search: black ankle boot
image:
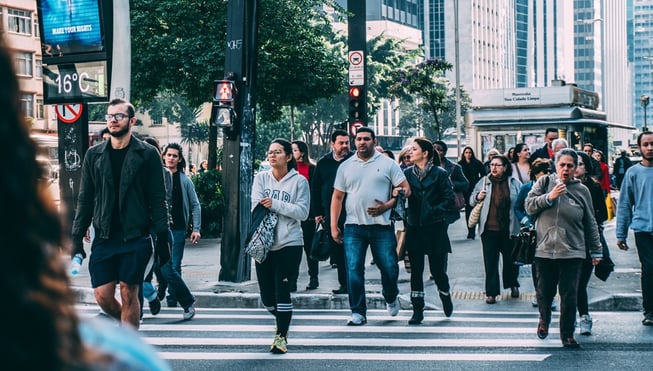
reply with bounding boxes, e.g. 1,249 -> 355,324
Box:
408,297 -> 425,325
439,292 -> 453,317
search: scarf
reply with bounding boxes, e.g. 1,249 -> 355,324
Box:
485,173 -> 510,232
413,160 -> 434,182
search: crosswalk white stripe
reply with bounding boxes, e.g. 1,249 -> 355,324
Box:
133,313 -> 550,323
139,324 -> 558,334
158,352 -> 551,361
74,305 -> 558,317
147,337 -> 560,348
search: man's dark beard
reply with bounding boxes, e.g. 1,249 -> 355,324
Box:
110,126 -> 129,138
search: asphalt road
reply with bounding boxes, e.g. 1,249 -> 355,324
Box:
78,305 -> 653,370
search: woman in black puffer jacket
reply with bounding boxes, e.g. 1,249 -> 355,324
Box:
403,137 -> 455,324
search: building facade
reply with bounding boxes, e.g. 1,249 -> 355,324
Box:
1,1 -> 53,132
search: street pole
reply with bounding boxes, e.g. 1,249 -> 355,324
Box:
219,0 -> 259,282
454,0 -> 462,158
642,95 -> 650,133
110,0 -> 131,101
347,0 -> 366,132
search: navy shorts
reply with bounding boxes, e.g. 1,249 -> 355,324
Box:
89,236 -> 153,288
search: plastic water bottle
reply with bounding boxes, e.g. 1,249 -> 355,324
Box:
71,254 -> 83,276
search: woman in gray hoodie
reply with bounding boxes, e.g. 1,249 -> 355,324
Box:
251,138 -> 310,354
525,148 -> 602,348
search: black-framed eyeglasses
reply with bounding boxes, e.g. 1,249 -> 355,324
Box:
558,163 -> 575,168
105,113 -> 130,121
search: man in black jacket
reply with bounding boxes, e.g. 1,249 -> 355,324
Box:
529,128 -> 559,162
71,99 -> 170,328
311,130 -> 353,294
613,149 -> 633,189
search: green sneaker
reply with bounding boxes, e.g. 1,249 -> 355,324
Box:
270,334 -> 287,354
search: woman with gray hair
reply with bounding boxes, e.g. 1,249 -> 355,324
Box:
525,148 -> 602,348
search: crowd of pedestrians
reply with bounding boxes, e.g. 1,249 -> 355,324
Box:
6,16 -> 652,357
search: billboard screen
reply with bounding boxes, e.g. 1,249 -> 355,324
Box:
37,0 -> 105,62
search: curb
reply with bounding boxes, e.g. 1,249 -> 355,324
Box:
72,287 -> 642,312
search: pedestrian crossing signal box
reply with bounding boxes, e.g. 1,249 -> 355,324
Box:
214,80 -> 235,106
212,80 -> 236,128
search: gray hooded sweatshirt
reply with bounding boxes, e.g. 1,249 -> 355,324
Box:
524,174 -> 602,260
251,168 -> 310,251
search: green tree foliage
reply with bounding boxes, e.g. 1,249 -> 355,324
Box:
389,59 -> 471,140
140,92 -> 198,126
252,108 -> 297,161
191,169 -> 224,237
279,34 -> 420,159
396,84 -> 472,140
130,0 -> 228,108
257,0 -> 347,122
130,0 -> 346,117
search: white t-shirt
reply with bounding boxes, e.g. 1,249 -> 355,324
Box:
333,151 -> 406,226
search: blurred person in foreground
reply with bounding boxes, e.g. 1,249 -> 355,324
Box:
525,148 -> 602,348
403,137 -> 455,323
0,36 -> 169,370
616,131 -> 653,326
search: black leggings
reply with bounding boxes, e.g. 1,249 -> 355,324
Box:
255,245 -> 302,337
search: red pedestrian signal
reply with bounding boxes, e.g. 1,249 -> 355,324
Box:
348,86 -> 365,124
214,80 -> 235,105
349,87 -> 361,98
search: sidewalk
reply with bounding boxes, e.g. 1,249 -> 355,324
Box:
71,216 -> 644,312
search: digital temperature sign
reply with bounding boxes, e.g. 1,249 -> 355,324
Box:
42,61 -> 108,104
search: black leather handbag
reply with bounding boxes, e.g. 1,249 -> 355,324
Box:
511,226 -> 537,265
310,221 -> 330,261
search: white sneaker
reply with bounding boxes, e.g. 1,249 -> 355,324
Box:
183,304 -> 196,321
346,313 -> 367,326
579,314 -> 592,335
386,299 -> 400,317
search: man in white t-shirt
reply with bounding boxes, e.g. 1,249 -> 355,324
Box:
330,127 -> 411,326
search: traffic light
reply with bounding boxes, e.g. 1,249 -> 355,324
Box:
212,80 -> 236,128
348,86 -> 366,125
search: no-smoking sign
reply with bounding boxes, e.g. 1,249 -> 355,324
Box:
55,104 -> 83,124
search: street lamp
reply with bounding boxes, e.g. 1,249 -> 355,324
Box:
641,95 -> 650,132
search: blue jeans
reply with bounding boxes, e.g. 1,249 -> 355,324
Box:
343,224 -> 399,316
143,281 -> 157,302
159,260 -> 195,309
171,229 -> 186,275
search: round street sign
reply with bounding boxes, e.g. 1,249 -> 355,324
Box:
55,104 -> 83,124
349,51 -> 363,66
350,121 -> 364,136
